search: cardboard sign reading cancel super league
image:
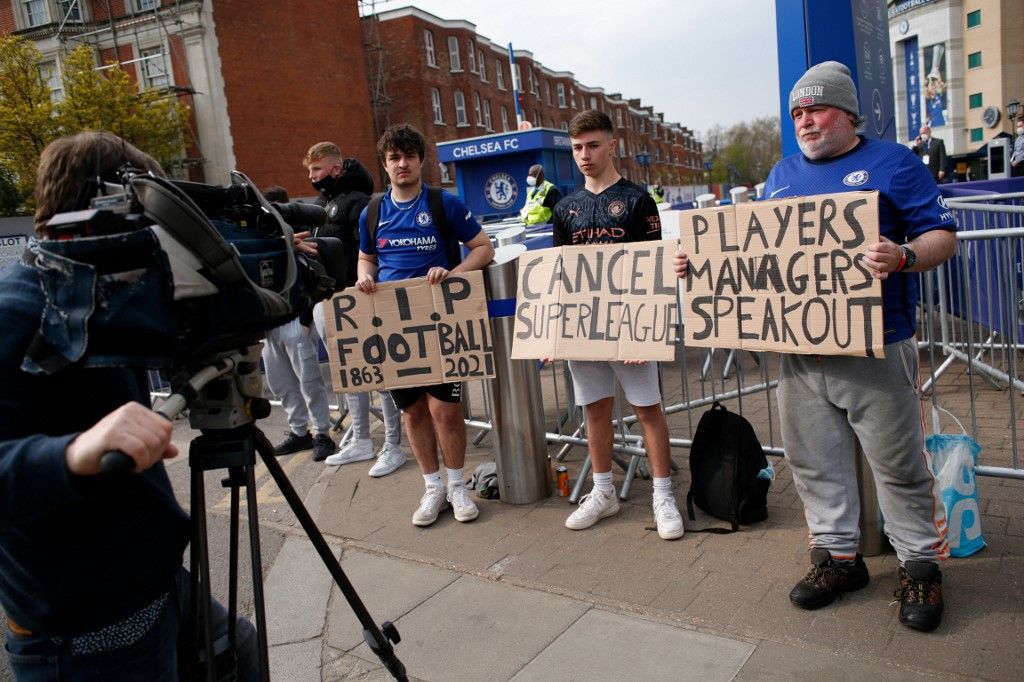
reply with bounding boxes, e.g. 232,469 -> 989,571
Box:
511,241 -> 679,361
679,191 -> 884,357
323,271 -> 495,393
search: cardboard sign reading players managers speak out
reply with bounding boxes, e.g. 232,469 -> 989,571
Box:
510,242 -> 679,361
322,271 -> 495,393
679,190 -> 884,357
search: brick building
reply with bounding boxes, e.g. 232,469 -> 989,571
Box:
366,5 -> 704,188
3,0 -> 377,198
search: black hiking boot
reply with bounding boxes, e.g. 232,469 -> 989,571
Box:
895,560 -> 944,632
789,547 -> 870,610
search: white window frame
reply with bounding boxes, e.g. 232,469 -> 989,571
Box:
467,41 -> 476,73
618,138 -> 625,155
139,45 -> 170,89
500,106 -> 510,132
589,96 -> 597,110
529,67 -> 538,95
454,90 -> 468,126
424,30 -> 436,68
473,91 -> 483,127
134,0 -> 159,11
496,61 -> 505,90
483,99 -> 493,131
478,50 -> 487,81
512,64 -> 521,91
56,0 -> 84,22
448,36 -> 461,72
616,109 -> 623,127
557,83 -> 566,108
38,59 -> 62,101
22,0 -> 49,27
431,87 -> 444,123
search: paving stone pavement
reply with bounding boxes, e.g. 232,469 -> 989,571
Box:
260,346 -> 1022,680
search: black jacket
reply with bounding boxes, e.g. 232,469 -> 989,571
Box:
314,158 -> 374,287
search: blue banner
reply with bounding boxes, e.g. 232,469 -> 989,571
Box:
436,128 -> 571,163
904,37 -> 921,139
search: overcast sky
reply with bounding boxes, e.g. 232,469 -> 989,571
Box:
366,0 -> 781,140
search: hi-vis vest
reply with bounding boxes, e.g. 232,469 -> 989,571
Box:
520,180 -> 555,225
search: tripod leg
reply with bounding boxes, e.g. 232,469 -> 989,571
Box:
189,452 -> 217,682
243,461 -> 272,682
227,478 -> 239,650
252,429 -> 408,682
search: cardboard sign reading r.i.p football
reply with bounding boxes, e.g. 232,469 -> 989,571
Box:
679,191 -> 884,357
510,241 -> 679,361
322,271 -> 495,393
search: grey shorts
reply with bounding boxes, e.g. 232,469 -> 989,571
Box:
567,360 -> 662,407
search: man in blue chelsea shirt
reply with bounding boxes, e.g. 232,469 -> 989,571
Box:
356,124 -> 495,528
676,62 -> 956,633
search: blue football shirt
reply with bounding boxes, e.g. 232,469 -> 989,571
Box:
358,185 -> 484,283
763,136 -> 956,344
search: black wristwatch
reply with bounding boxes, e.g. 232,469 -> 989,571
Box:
899,245 -> 917,271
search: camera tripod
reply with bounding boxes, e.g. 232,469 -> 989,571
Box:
102,344 -> 407,681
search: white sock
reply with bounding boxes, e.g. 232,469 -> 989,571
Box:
652,476 -> 673,501
592,470 -> 614,494
423,472 -> 442,489
446,467 -> 465,489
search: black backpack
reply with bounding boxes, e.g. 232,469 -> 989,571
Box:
364,186 -> 462,270
686,401 -> 771,533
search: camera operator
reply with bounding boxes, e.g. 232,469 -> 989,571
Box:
260,185 -> 336,462
0,132 -> 258,679
303,142 -> 406,477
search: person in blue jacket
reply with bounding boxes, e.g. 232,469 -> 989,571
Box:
0,131 -> 258,679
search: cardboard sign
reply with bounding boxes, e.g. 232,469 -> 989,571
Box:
322,271 -> 495,393
678,191 -> 884,357
511,241 -> 679,361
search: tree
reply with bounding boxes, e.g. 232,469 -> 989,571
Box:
701,117 -> 782,186
57,44 -> 189,169
0,37 -> 190,215
0,35 -> 59,204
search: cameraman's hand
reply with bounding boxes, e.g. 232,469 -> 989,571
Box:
356,272 -> 377,293
65,402 -> 178,476
293,232 -> 318,256
426,266 -> 449,284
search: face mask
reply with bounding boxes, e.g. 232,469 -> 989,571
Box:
1017,127 -> 1024,136
312,173 -> 340,198
526,175 -> 537,187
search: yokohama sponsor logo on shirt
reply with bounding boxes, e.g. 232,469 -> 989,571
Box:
378,235 -> 439,249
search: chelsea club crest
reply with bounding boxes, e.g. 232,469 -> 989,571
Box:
843,170 -> 869,186
484,172 -> 518,210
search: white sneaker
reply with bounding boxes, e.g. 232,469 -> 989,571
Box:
447,485 -> 479,522
368,443 -> 407,477
324,437 -> 374,466
565,488 -> 620,530
412,486 -> 448,527
653,495 -> 684,540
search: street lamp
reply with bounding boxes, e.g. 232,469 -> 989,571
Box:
1008,98 -> 1021,123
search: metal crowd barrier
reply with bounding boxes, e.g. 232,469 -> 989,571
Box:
149,197 -> 1024,488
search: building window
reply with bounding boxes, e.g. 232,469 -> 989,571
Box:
431,88 -> 444,123
135,0 -> 158,10
22,0 -> 48,27
496,60 -> 505,90
616,109 -> 623,127
589,96 -> 597,109
512,64 -> 521,91
529,67 -> 538,95
478,50 -> 487,81
467,41 -> 476,73
424,30 -> 436,67
618,138 -> 625,155
543,80 -> 551,105
483,99 -> 493,131
966,9 -> 981,28
448,36 -> 461,72
140,46 -> 169,89
570,88 -> 575,109
560,121 -> 569,131
968,51 -> 982,69
969,127 -> 983,142
439,162 -> 452,184
557,83 -> 566,108
57,0 -> 83,22
532,109 -> 541,127
454,90 -> 468,126
473,91 -> 483,127
38,60 -> 62,101
969,92 -> 983,109
500,106 -> 510,132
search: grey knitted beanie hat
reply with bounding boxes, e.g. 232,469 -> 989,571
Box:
789,61 -> 859,116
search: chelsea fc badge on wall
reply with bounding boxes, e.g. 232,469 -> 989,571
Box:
484,172 -> 518,211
